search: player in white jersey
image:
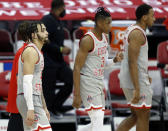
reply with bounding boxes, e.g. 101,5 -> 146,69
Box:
117,4 -> 155,131
16,21 -> 52,131
72,7 -> 123,131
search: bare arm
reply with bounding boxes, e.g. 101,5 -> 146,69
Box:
41,89 -> 47,109
128,29 -> 145,103
22,47 -> 38,75
22,47 -> 38,110
41,89 -> 50,120
128,29 -> 145,90
72,35 -> 93,108
22,47 -> 38,126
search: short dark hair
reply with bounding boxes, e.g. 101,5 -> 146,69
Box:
95,7 -> 111,24
51,0 -> 65,10
18,21 -> 30,42
27,21 -> 43,41
136,4 -> 152,21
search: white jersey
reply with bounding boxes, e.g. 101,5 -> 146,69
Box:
80,31 -> 108,79
17,43 -> 44,95
119,25 -> 150,89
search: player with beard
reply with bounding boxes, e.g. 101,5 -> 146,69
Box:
16,21 -> 52,131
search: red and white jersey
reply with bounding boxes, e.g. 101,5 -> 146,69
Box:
119,25 -> 150,89
80,31 -> 108,79
17,43 -> 44,95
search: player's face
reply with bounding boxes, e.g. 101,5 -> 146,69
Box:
102,17 -> 112,34
146,9 -> 155,27
37,24 -> 49,44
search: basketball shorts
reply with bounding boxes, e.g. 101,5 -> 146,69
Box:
122,85 -> 153,109
17,94 -> 51,130
80,74 -> 105,111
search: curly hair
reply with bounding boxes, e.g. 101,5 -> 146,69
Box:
26,21 -> 43,41
95,7 -> 111,24
17,21 -> 31,42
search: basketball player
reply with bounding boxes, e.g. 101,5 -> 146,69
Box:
16,21 -> 52,131
7,21 -> 30,131
117,4 -> 155,131
72,7 -> 123,131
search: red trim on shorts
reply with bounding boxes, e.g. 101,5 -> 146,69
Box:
128,28 -> 146,46
33,125 -> 51,131
85,106 -> 103,111
128,104 -> 151,109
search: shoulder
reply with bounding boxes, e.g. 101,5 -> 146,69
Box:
41,14 -> 55,25
79,35 -> 94,51
22,46 -> 39,64
41,14 -> 51,20
22,46 -> 38,58
80,34 -> 94,47
129,29 -> 145,42
81,34 -> 93,43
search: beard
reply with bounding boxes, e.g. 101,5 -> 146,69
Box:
37,34 -> 49,44
44,39 -> 50,44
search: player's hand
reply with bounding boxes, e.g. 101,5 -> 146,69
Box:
72,95 -> 82,109
114,51 -> 123,63
44,108 -> 50,121
26,110 -> 35,126
62,46 -> 71,55
148,76 -> 152,84
131,90 -> 140,104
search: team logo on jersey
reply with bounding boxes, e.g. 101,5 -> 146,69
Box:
87,95 -> 93,102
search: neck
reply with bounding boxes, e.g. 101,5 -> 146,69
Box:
92,26 -> 103,39
32,40 -> 43,51
136,21 -> 147,31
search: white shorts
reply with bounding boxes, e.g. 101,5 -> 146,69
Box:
17,95 -> 51,130
122,86 -> 153,109
80,75 -> 105,111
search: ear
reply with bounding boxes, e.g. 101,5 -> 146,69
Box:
97,19 -> 103,27
142,15 -> 148,21
32,33 -> 37,39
